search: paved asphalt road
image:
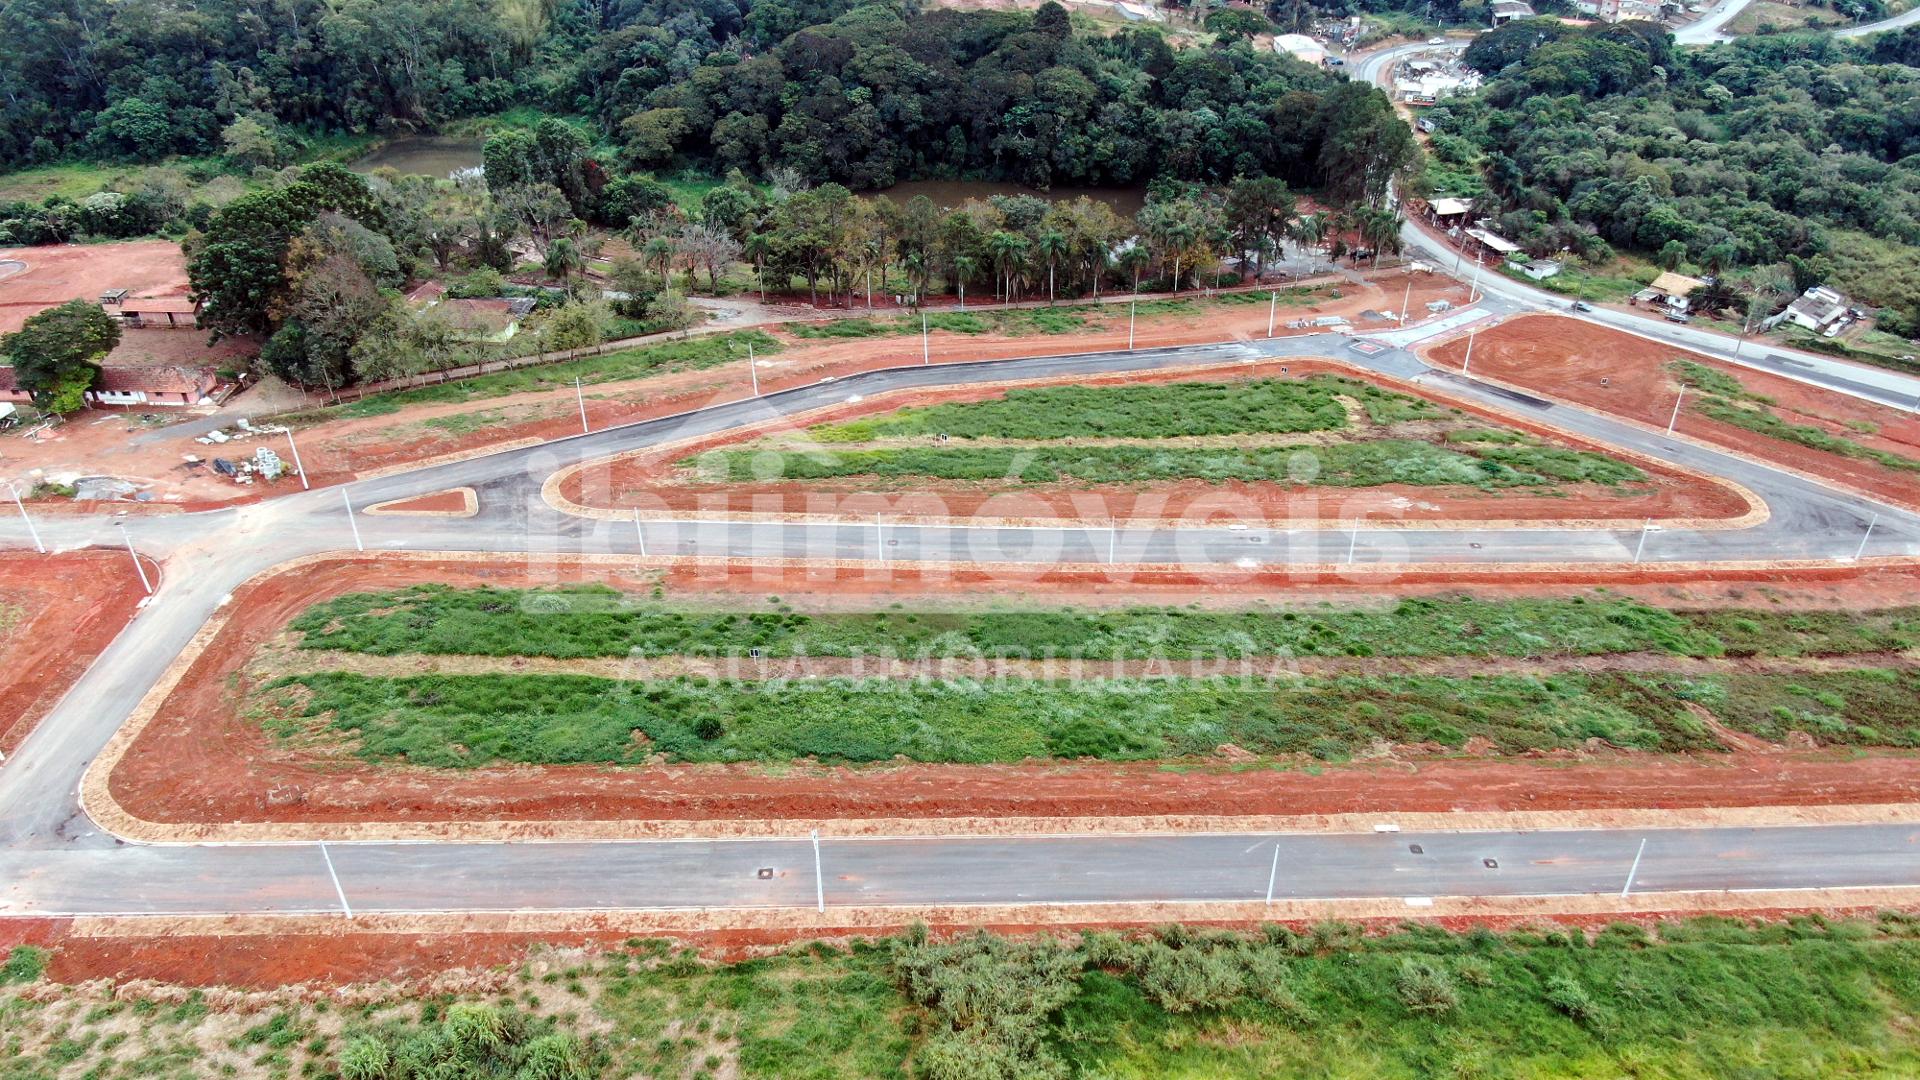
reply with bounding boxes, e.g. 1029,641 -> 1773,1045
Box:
0,328 -> 1917,919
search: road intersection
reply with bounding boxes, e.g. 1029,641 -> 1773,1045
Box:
1,327 -> 1918,922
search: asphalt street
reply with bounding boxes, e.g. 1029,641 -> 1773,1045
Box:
0,330 -> 1917,919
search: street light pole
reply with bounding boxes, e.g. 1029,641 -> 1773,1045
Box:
748,341 -> 759,396
5,480 -> 43,554
1667,387 -> 1685,435
921,310 -> 930,365
1128,301 -> 1136,350
574,376 -> 589,434
341,487 -> 364,552
1461,327 -> 1477,375
1267,290 -> 1277,337
1854,513 -> 1879,561
284,429 -> 309,490
1400,271 -> 1415,324
115,521 -> 153,595
1468,254 -> 1483,304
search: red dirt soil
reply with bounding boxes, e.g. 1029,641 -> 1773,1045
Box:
0,550 -> 146,755
0,240 -> 189,333
108,556 -> 1920,830
556,359 -> 1750,526
1428,314 -> 1920,509
369,488 -> 472,514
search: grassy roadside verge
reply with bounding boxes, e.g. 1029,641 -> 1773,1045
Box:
784,286 -> 1328,340
289,587 -> 1920,662
1670,360 -> 1920,475
270,330 -> 781,424
262,667 -> 1920,767
8,916 -> 1920,1079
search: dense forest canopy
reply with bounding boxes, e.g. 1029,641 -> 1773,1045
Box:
0,0 -> 1410,198
1439,20 -> 1920,326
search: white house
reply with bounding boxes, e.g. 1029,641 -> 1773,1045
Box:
1768,286 -> 1851,335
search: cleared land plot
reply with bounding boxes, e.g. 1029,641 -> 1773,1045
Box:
1426,315 -> 1920,510
0,240 -> 188,333
8,917 -> 1920,1079
0,550 -> 146,754
111,558 -> 1920,830
561,363 -> 1748,525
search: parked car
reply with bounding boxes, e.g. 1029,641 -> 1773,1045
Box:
1427,36 -> 1446,44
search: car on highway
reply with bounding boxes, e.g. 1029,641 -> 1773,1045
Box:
1427,36 -> 1446,44
1569,301 -> 1594,313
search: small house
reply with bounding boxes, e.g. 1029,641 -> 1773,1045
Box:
1768,286 -> 1851,336
1633,271 -> 1705,316
85,365 -> 219,407
1490,0 -> 1536,23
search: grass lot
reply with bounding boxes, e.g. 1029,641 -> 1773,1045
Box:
695,439 -> 1644,488
264,667 -> 1746,766
291,586 -> 1920,661
1670,361 -> 1920,475
811,378 -> 1369,441
271,330 -> 778,423
10,917 -> 1920,1079
785,288 -> 1325,341
700,378 -> 1642,489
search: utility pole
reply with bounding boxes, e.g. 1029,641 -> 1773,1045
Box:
5,480 -> 43,554
1461,326 -> 1477,375
748,341 -> 760,396
1468,253 -> 1483,305
114,520 -> 152,595
342,488 -> 364,552
921,310 -> 930,365
575,376 -> 589,433
1399,272 -> 1414,324
284,429 -> 309,490
1854,513 -> 1879,561
1128,301 -> 1136,350
1667,387 -> 1685,435
1267,290 -> 1278,337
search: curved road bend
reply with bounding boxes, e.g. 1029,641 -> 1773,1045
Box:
0,336 -> 1917,916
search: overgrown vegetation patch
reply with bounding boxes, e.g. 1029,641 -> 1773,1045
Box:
1670,360 -> 1920,475
10,916 -> 1920,1079
289,586 -> 1920,662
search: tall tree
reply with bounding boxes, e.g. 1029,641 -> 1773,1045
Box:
3,299 -> 120,414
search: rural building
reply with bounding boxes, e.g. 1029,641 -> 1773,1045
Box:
1428,197 -> 1474,224
1514,258 -> 1563,280
1768,286 -> 1852,335
105,294 -> 201,329
1272,33 -> 1327,64
434,297 -> 537,343
0,363 -> 219,407
1490,0 -> 1536,23
1461,226 -> 1521,262
86,365 -> 219,407
1633,271 -> 1705,316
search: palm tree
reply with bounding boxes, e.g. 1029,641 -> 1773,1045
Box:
544,237 -> 584,288
1289,213 -> 1326,263
902,249 -> 929,305
642,235 -> 676,290
986,231 -> 1029,304
1037,229 -> 1070,304
951,254 -> 977,308
1084,242 -> 1110,300
1117,244 -> 1152,295
742,232 -> 771,300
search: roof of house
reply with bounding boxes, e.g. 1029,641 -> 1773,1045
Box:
1464,227 -> 1520,254
1491,0 -> 1536,12
1648,271 -> 1705,296
1787,287 -> 1848,325
1429,197 -> 1474,217
405,280 -> 448,305
435,297 -> 537,336
94,365 -> 217,395
119,295 -> 200,314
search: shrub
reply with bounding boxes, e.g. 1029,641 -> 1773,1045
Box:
1133,943 -> 1245,1013
1396,958 -> 1460,1016
1,946 -> 47,984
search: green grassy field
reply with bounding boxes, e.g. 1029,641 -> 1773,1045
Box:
695,439 -> 1645,489
9,916 -> 1920,1079
263,665 -> 1920,766
270,330 -> 778,423
289,586 -> 1920,662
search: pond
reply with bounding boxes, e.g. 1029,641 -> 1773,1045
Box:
349,136 -> 485,179
872,179 -> 1147,217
